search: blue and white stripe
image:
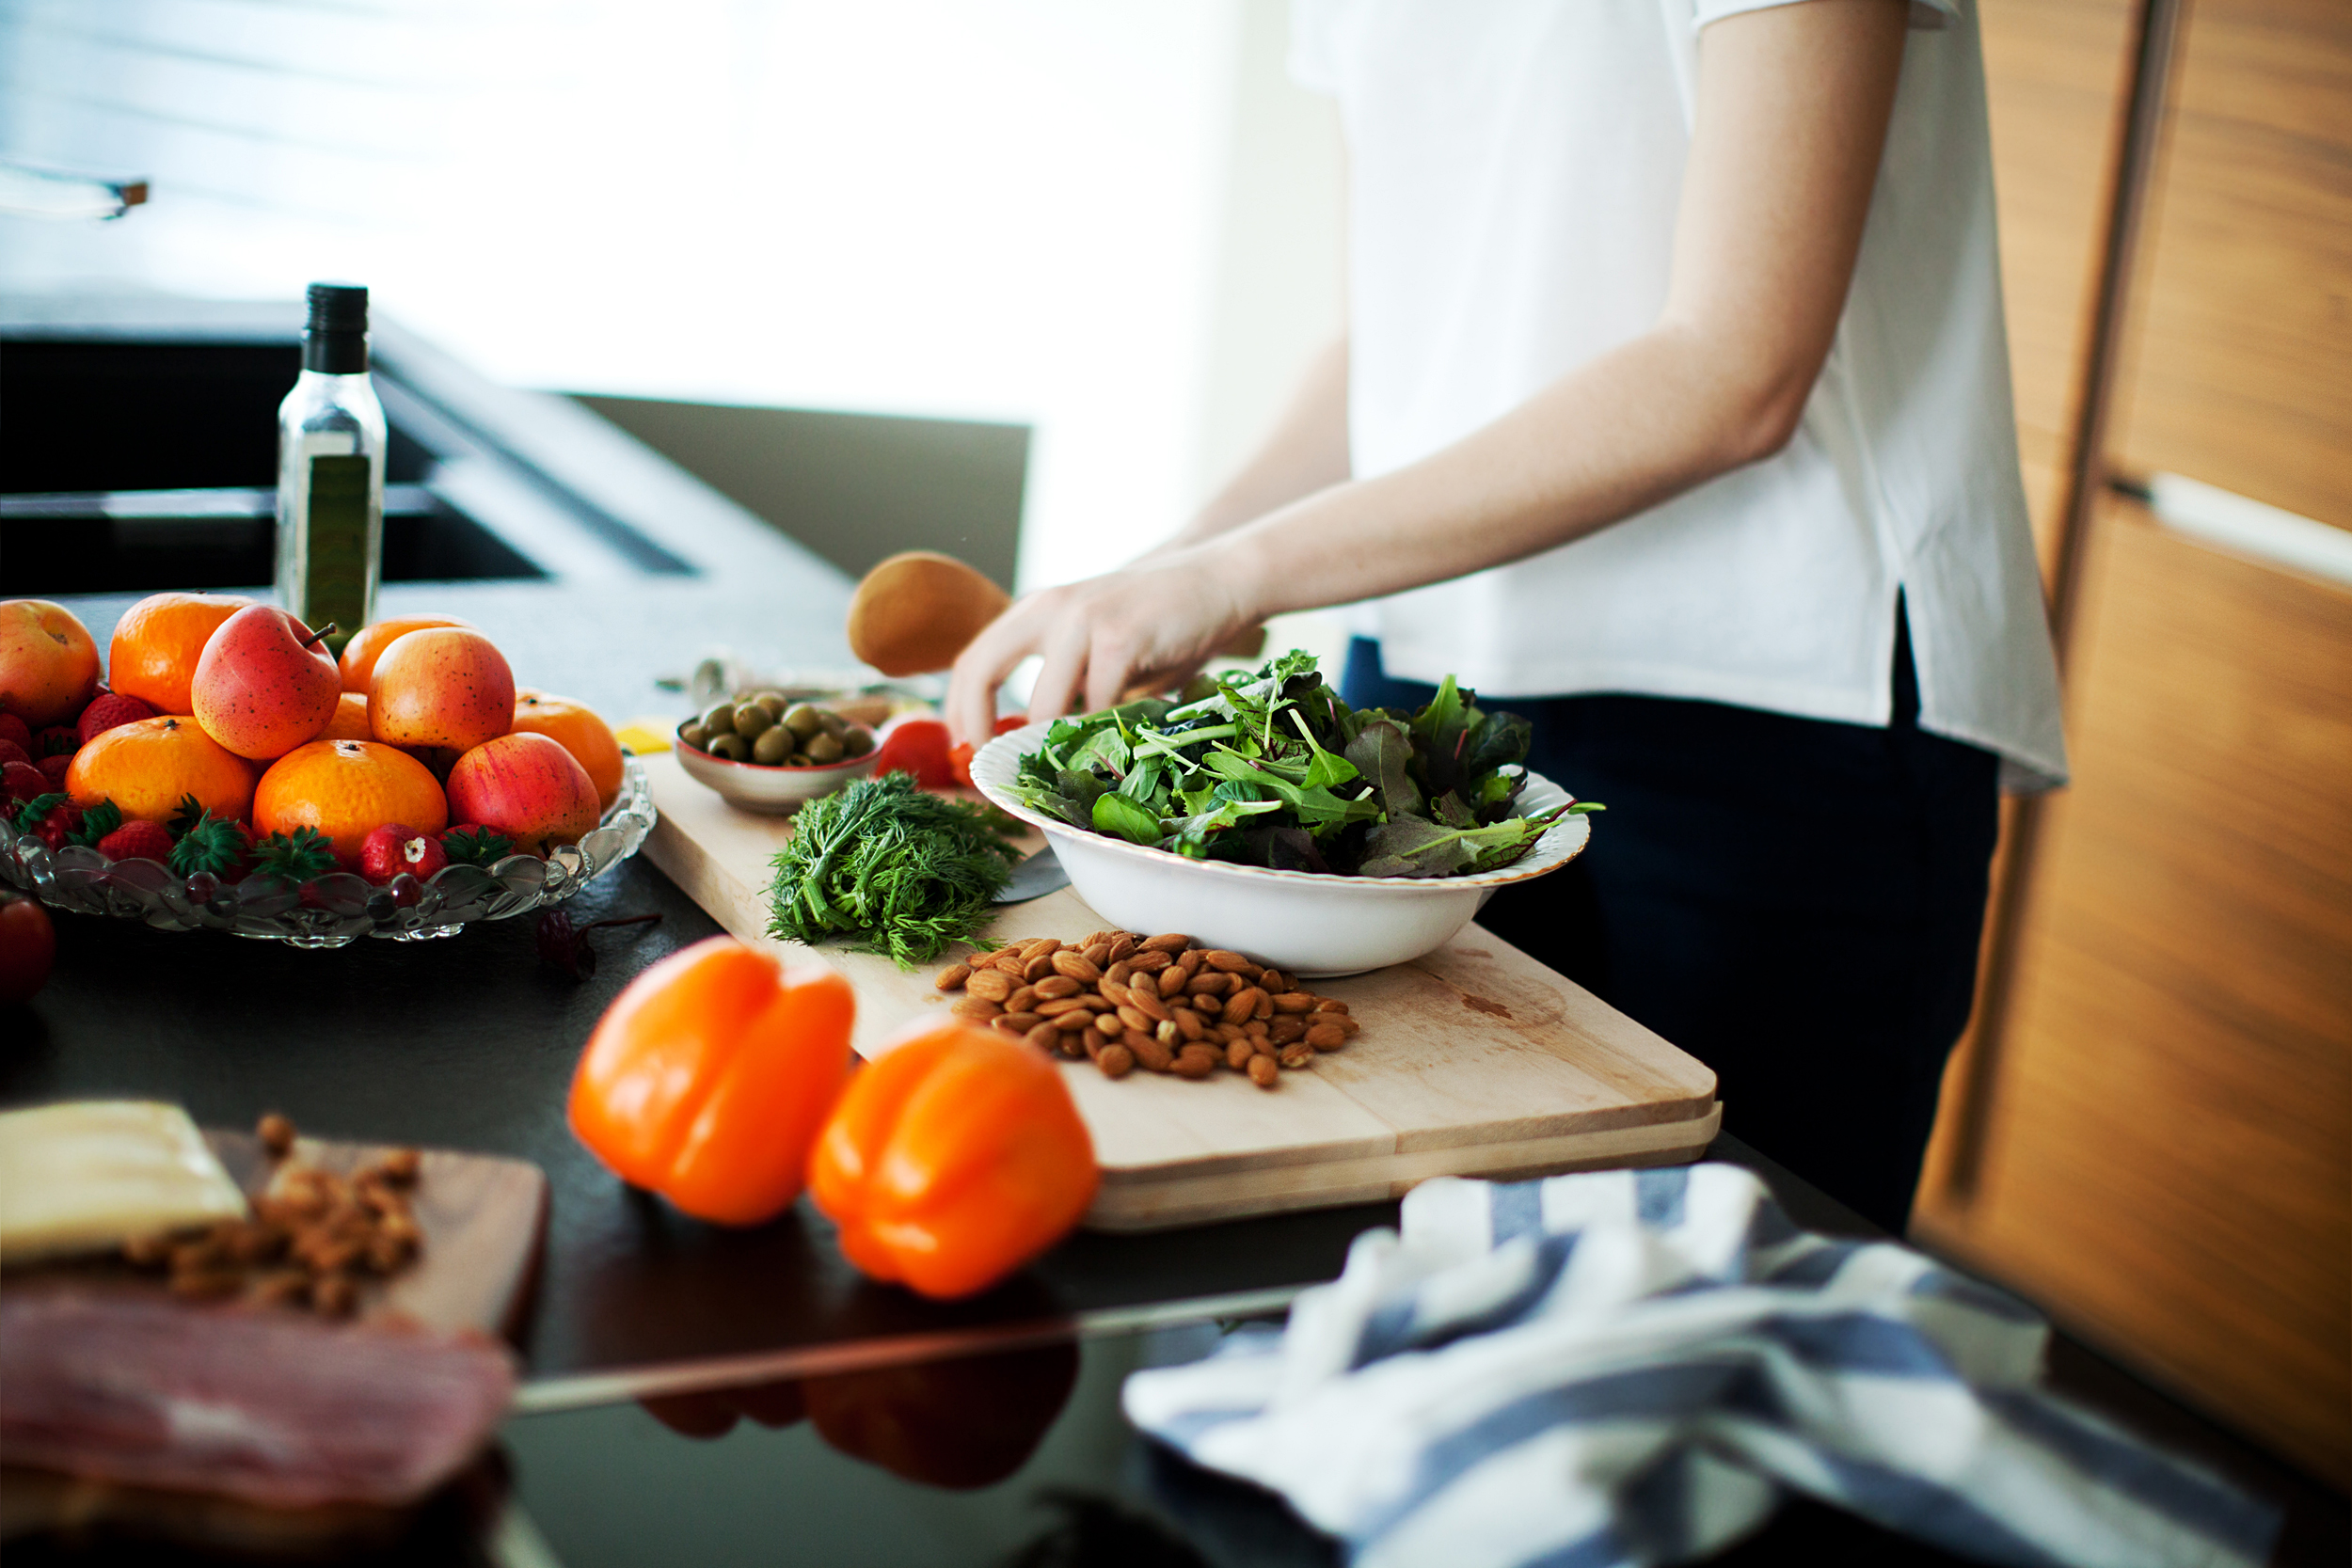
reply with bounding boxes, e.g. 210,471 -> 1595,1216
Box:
1123,1164 -> 2276,1568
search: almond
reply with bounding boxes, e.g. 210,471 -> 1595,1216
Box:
935,963 -> 972,992
1052,950 -> 1103,984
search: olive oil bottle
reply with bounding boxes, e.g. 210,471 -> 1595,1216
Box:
275,282 -> 384,653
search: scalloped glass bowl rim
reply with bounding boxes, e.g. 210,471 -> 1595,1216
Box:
0,754 -> 658,943
969,721 -> 1591,892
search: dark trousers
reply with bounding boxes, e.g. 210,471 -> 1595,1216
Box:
1341,618 -> 1999,1233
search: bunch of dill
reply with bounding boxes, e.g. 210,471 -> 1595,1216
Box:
766,771 -> 1021,967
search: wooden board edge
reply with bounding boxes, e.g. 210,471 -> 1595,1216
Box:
1082,1103 -> 1723,1232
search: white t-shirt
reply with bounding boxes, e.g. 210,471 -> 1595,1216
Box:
1292,0 -> 2068,789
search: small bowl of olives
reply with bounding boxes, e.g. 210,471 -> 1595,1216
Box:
674,692 -> 880,814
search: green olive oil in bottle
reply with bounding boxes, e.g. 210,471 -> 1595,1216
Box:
275,282 -> 385,653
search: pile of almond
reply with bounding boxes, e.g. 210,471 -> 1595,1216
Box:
936,930 -> 1358,1088
121,1113 -> 425,1317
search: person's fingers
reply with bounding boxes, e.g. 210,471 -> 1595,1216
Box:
1081,624 -> 1138,714
1025,609 -> 1092,728
947,599 -> 1040,745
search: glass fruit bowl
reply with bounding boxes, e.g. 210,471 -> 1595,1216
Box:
0,757 -> 657,950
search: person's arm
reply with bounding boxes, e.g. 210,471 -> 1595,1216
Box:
1147,334 -> 1352,558
948,0 -> 1909,743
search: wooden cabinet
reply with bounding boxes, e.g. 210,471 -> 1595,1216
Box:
1915,0 -> 2352,1487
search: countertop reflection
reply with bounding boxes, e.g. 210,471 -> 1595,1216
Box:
501,1323 -> 1335,1568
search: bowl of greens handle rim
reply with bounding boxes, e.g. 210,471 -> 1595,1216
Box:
967,721 -> 1591,977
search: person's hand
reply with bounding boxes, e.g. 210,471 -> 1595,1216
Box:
946,541 -> 1261,745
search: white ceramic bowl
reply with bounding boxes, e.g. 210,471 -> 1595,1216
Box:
970,721 -> 1592,976
673,723 -> 879,814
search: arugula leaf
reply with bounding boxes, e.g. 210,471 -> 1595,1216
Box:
1092,792 -> 1163,846
1343,719 -> 1420,819
1009,648 -> 1576,881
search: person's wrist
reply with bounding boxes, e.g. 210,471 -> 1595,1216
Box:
1201,527 -> 1286,627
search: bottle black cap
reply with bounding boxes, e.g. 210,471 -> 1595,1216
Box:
303,281 -> 370,373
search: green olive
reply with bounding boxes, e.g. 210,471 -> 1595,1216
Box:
815,710 -> 850,740
701,702 -> 738,736
754,691 -> 789,718
787,752 -> 814,768
678,722 -> 711,751
751,727 -> 793,766
708,733 -> 752,762
783,704 -> 825,740
733,703 -> 773,741
841,723 -> 874,757
803,730 -> 845,765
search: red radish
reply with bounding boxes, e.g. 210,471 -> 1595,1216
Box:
359,823 -> 451,885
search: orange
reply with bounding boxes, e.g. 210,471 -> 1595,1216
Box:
65,715 -> 257,825
1,599 -> 103,727
322,691 -> 373,742
253,739 -> 449,868
511,689 -> 626,810
339,615 -> 472,694
107,592 -> 257,716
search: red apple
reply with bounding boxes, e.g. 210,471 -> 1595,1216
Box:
190,607 -> 342,760
444,732 -> 600,856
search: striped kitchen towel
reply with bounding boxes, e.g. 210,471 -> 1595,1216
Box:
1123,1164 -> 2278,1568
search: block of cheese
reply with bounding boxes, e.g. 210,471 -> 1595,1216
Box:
0,1101 -> 247,1266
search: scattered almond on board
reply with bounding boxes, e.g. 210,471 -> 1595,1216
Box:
933,931 -> 1358,1088
120,1113 -> 427,1317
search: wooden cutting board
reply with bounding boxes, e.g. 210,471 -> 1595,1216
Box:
0,1132 -> 545,1554
2,1129 -> 548,1338
644,752 -> 1719,1230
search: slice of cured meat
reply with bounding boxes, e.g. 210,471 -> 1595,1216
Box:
0,1291 -> 515,1508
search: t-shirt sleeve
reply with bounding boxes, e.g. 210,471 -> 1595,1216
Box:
1288,0 -> 1344,95
1694,0 -> 1958,30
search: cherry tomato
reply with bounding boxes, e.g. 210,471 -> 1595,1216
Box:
947,715 -> 1026,788
0,891 -> 56,1004
867,716 -> 956,790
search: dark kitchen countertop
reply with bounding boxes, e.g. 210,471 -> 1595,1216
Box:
4,582 -> 2344,1564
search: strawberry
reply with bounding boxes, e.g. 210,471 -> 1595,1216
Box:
359,822 -> 450,884
0,713 -> 30,754
167,797 -> 255,879
0,739 -> 28,771
12,794 -> 80,852
37,754 -> 72,790
3,760 -> 47,805
442,824 -> 515,866
97,819 -> 175,862
32,726 -> 77,759
66,799 -> 121,848
76,692 -> 158,747
247,827 -> 338,883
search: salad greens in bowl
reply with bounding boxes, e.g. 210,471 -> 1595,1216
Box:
969,652 -> 1600,975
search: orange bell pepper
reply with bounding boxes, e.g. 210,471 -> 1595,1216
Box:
808,1016 -> 1097,1298
568,936 -> 854,1226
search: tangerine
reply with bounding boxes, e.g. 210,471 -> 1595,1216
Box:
107,592 -> 257,716
65,715 -> 256,825
254,739 -> 449,868
322,691 -> 373,742
339,615 -> 472,694
511,689 -> 626,810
